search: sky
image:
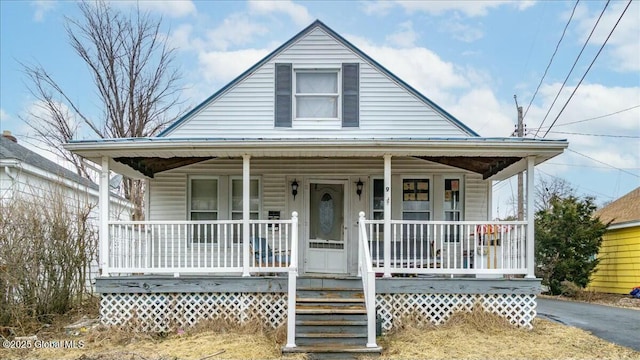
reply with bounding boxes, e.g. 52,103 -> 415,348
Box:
0,0 -> 638,218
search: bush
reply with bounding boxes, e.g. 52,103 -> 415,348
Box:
0,189 -> 97,333
535,195 -> 608,295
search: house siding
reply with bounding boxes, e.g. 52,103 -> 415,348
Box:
164,28 -> 470,139
149,157 -> 488,222
589,226 -> 640,294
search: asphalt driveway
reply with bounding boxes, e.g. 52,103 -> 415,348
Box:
537,298 -> 640,351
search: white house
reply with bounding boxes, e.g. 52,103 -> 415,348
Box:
1,131 -> 132,287
64,21 -> 567,357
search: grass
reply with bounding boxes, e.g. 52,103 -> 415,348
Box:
2,306 -> 639,360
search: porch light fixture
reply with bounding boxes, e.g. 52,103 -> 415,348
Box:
356,178 -> 364,200
291,179 -> 299,200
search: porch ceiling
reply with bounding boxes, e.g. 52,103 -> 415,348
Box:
415,156 -> 521,180
64,137 -> 568,180
113,157 -> 214,178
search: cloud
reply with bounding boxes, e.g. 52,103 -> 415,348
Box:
205,13 -> 269,51
31,0 -> 55,22
395,0 -> 533,17
573,1 -> 640,72
524,82 -> 640,172
439,16 -> 485,42
248,0 -> 313,26
198,48 -> 270,85
385,21 -> 418,48
0,108 -> 10,123
120,0 -> 196,18
361,0 -> 395,16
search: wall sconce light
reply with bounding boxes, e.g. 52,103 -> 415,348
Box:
291,179 -> 299,200
356,178 -> 364,200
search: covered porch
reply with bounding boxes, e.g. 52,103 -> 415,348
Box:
66,137 -> 567,349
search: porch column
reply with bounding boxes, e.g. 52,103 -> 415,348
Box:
99,157 -> 110,277
242,154 -> 251,277
526,156 -> 535,278
383,154 -> 392,278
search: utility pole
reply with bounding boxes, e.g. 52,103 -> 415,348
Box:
514,95 -> 524,221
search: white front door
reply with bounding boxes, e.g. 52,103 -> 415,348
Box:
306,181 -> 347,273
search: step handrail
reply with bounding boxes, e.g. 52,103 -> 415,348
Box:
285,211 -> 299,348
358,211 -> 378,348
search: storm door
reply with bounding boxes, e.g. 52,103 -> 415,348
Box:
306,182 -> 347,273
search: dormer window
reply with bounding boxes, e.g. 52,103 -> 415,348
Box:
295,71 -> 339,119
275,63 -> 359,128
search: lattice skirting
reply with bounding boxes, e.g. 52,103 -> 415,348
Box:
376,293 -> 537,331
100,293 -> 287,332
100,292 -> 536,332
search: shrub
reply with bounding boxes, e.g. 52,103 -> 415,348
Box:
0,188 -> 97,333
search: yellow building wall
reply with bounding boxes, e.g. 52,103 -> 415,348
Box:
589,226 -> 640,294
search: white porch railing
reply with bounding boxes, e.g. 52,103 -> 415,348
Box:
363,219 -> 529,276
106,215 -> 298,276
358,212 -> 378,348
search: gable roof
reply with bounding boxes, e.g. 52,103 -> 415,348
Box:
595,187 -> 640,226
159,19 -> 479,137
1,136 -> 97,190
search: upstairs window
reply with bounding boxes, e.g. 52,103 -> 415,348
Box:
295,71 -> 339,119
274,63 -> 359,127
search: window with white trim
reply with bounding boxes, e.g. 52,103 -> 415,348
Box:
230,178 -> 260,221
444,177 -> 462,242
402,178 -> 431,221
372,178 -> 384,221
295,70 -> 339,119
189,177 -> 218,243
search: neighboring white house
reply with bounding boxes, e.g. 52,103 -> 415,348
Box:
64,21 -> 568,356
1,131 -> 132,286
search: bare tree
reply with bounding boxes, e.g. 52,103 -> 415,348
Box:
21,0 -> 184,219
535,176 -> 575,212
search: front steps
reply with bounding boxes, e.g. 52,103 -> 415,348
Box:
282,277 -> 382,359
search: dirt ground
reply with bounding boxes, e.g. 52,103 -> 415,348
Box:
2,303 -> 640,360
541,291 -> 640,310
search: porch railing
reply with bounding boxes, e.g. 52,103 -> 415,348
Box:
358,212 -> 378,348
106,215 -> 298,276
363,219 -> 528,276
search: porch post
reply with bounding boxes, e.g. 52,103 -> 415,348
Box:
383,154 -> 391,278
99,157 -> 110,277
242,154 -> 251,277
526,156 -> 535,278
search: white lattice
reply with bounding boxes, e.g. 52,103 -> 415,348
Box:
101,293 -> 287,332
376,293 -> 536,331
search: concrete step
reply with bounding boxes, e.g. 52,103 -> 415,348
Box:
282,344 -> 382,360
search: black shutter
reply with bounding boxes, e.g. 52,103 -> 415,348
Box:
342,63 -> 359,127
274,63 -> 292,127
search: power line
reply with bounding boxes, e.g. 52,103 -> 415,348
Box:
533,0 -> 611,138
536,168 -> 615,200
567,148 -> 640,178
546,162 -> 640,170
546,130 -> 639,138
523,0 -> 580,121
531,105 -> 640,130
542,0 -> 634,138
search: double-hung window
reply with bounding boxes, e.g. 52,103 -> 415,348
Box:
444,178 -> 462,242
231,178 -> 260,242
401,178 -> 431,242
295,71 -> 339,119
231,178 -> 260,221
402,179 -> 431,221
189,177 -> 218,243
